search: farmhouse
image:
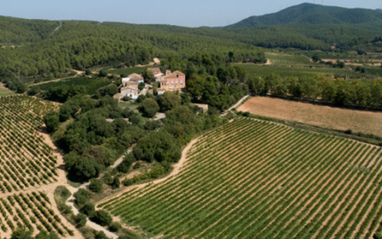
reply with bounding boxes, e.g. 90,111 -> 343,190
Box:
156,70 -> 186,93
147,67 -> 164,78
120,84 -> 139,100
122,73 -> 144,85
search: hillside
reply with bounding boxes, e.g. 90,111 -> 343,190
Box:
0,17 -> 265,86
226,3 -> 382,28
1,3 -> 382,88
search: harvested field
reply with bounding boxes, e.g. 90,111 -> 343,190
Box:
99,118 -> 382,238
237,97 -> 382,137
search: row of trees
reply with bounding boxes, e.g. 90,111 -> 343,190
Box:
248,74 -> 382,109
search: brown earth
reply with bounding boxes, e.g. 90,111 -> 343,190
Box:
237,97 -> 382,138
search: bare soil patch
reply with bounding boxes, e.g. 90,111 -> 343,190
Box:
237,97 -> 382,137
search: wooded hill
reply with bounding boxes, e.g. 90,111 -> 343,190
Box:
1,3 -> 382,85
227,3 -> 382,28
0,17 -> 264,84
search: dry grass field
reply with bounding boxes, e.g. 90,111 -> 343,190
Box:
237,97 -> 382,138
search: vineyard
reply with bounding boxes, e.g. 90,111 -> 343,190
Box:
0,95 -> 76,238
100,117 -> 382,238
0,192 -> 73,237
0,96 -> 59,192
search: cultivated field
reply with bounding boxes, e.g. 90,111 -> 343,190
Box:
0,96 -> 77,238
237,97 -> 382,138
236,51 -> 382,79
31,77 -> 111,95
100,118 -> 382,238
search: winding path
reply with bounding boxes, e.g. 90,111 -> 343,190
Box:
221,94 -> 250,116
97,137 -> 199,206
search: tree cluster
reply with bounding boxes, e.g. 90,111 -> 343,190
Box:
248,74 -> 382,109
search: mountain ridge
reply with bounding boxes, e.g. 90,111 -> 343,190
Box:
226,3 -> 382,29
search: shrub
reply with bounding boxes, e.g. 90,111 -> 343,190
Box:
242,112 -> 250,117
74,189 -> 90,207
109,222 -> 121,232
89,179 -> 103,193
138,82 -> 145,91
99,70 -> 108,77
121,96 -> 130,102
74,213 -> 87,228
133,162 -> 141,170
79,202 -> 95,217
44,112 -> 60,133
111,176 -> 120,189
94,231 -> 108,239
345,129 -> 353,134
91,210 -> 112,227
140,98 -> 159,118
123,178 -> 134,186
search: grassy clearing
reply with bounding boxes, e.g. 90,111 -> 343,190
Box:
0,83 -> 15,96
99,118 -> 382,238
237,97 -> 382,138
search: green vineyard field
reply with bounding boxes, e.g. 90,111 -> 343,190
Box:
100,117 -> 382,238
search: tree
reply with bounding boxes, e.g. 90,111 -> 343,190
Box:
11,227 -> 32,239
89,179 -> 103,193
140,98 -> 159,118
80,202 -> 95,217
74,213 -> 87,228
35,231 -> 59,239
74,189 -> 90,207
158,91 -> 181,112
109,222 -> 121,232
91,210 -> 112,226
44,112 -> 60,133
312,54 -> 321,62
95,85 -> 118,98
111,175 -> 120,189
138,82 -> 145,91
248,76 -> 265,96
94,231 -> 108,239
286,77 -> 301,98
143,69 -> 154,83
99,70 -> 108,77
